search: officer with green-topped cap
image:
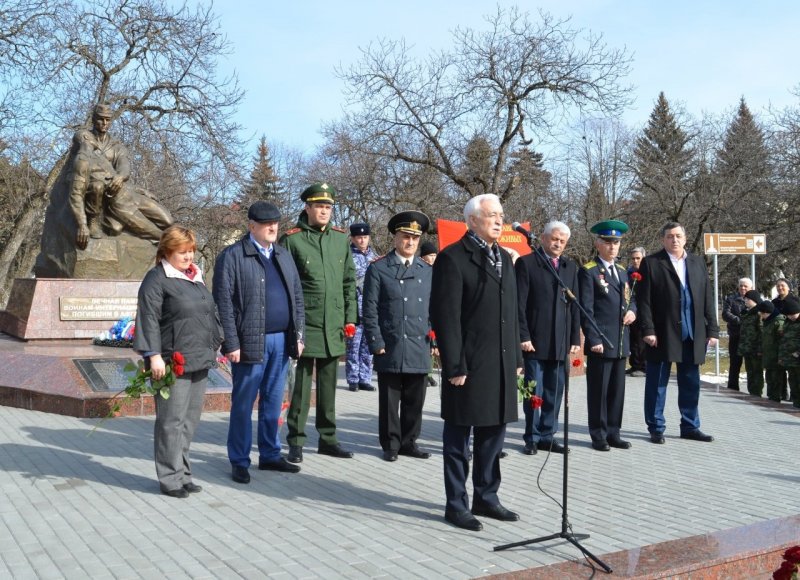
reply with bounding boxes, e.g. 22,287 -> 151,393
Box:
578,219 -> 637,452
279,182 -> 358,463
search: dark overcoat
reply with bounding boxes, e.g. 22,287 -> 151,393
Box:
361,251 -> 433,374
430,235 -> 522,427
579,259 -> 635,358
637,248 -> 719,364
515,249 -> 581,361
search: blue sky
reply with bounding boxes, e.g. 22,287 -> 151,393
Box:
205,0 -> 800,154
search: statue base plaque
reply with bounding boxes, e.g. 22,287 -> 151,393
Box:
0,278 -> 141,340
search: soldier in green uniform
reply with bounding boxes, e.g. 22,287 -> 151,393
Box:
738,290 -> 764,397
280,183 -> 358,462
757,300 -> 786,403
777,295 -> 800,408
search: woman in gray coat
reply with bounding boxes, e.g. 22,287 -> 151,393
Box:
134,225 -> 223,498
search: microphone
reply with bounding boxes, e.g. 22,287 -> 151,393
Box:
511,222 -> 534,239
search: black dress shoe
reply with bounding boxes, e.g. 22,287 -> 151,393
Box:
183,482 -> 202,494
607,437 -> 632,449
348,383 -> 358,392
537,440 -> 567,454
650,433 -> 665,444
427,375 -> 438,387
358,383 -> 376,391
522,444 -> 538,455
591,441 -> 610,451
318,443 -> 354,458
499,451 -> 508,459
231,465 -> 250,484
680,430 -> 714,442
383,450 -> 398,462
287,445 -> 303,463
445,509 -> 483,531
259,457 -> 301,473
398,445 -> 430,459
162,487 -> 189,499
471,502 -> 520,522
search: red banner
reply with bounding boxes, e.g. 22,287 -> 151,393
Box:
436,219 -> 532,256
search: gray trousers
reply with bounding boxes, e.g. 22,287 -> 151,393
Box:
154,370 -> 207,492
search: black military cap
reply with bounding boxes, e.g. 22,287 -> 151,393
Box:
388,210 -> 430,236
744,290 -> 762,304
300,182 -> 336,204
590,219 -> 629,239
756,300 -> 775,314
350,223 -> 370,236
248,201 -> 281,223
782,295 -> 800,315
419,241 -> 438,257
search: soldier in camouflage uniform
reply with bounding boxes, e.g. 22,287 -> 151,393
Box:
737,290 -> 764,397
777,295 -> 800,408
346,223 -> 380,392
280,183 -> 358,462
757,301 -> 786,403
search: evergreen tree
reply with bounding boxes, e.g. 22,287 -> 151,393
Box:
632,92 -> 696,222
240,136 -> 284,205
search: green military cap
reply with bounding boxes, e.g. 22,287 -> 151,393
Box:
590,219 -> 629,239
388,210 -> 430,236
301,182 -> 336,204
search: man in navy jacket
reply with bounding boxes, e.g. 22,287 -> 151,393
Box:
213,201 -> 305,484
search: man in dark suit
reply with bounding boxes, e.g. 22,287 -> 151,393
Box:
638,222 -> 719,444
579,220 -> 636,452
515,221 -> 581,455
430,193 -> 523,532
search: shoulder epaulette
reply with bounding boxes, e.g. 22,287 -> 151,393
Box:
284,227 -> 301,235
331,226 -> 346,234
615,263 -> 626,271
583,260 -> 598,269
370,255 -> 385,264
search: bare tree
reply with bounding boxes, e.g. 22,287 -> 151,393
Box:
330,6 -> 632,216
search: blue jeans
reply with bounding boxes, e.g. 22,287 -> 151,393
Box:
522,358 -> 565,445
643,339 -> 702,435
227,332 -> 290,467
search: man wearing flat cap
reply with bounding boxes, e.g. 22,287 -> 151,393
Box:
213,201 -> 306,484
362,211 -> 434,462
579,220 -> 636,451
280,183 -> 358,462
346,222 -> 380,392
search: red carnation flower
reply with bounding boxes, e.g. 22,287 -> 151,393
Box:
630,271 -> 643,282
172,351 -> 185,365
531,395 -> 543,409
344,323 -> 356,338
572,358 -> 582,368
784,546 -> 800,564
173,364 -> 185,377
774,560 -> 798,580
428,329 -> 436,341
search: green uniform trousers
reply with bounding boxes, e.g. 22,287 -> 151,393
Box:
789,368 -> 800,408
765,367 -> 788,402
743,355 -> 764,396
286,356 -> 340,447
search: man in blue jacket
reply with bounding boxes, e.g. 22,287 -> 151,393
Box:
361,210 -> 433,462
213,201 -> 306,484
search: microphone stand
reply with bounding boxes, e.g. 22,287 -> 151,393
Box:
494,237 -> 613,574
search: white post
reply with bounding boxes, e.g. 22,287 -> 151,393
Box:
714,254 -> 720,376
